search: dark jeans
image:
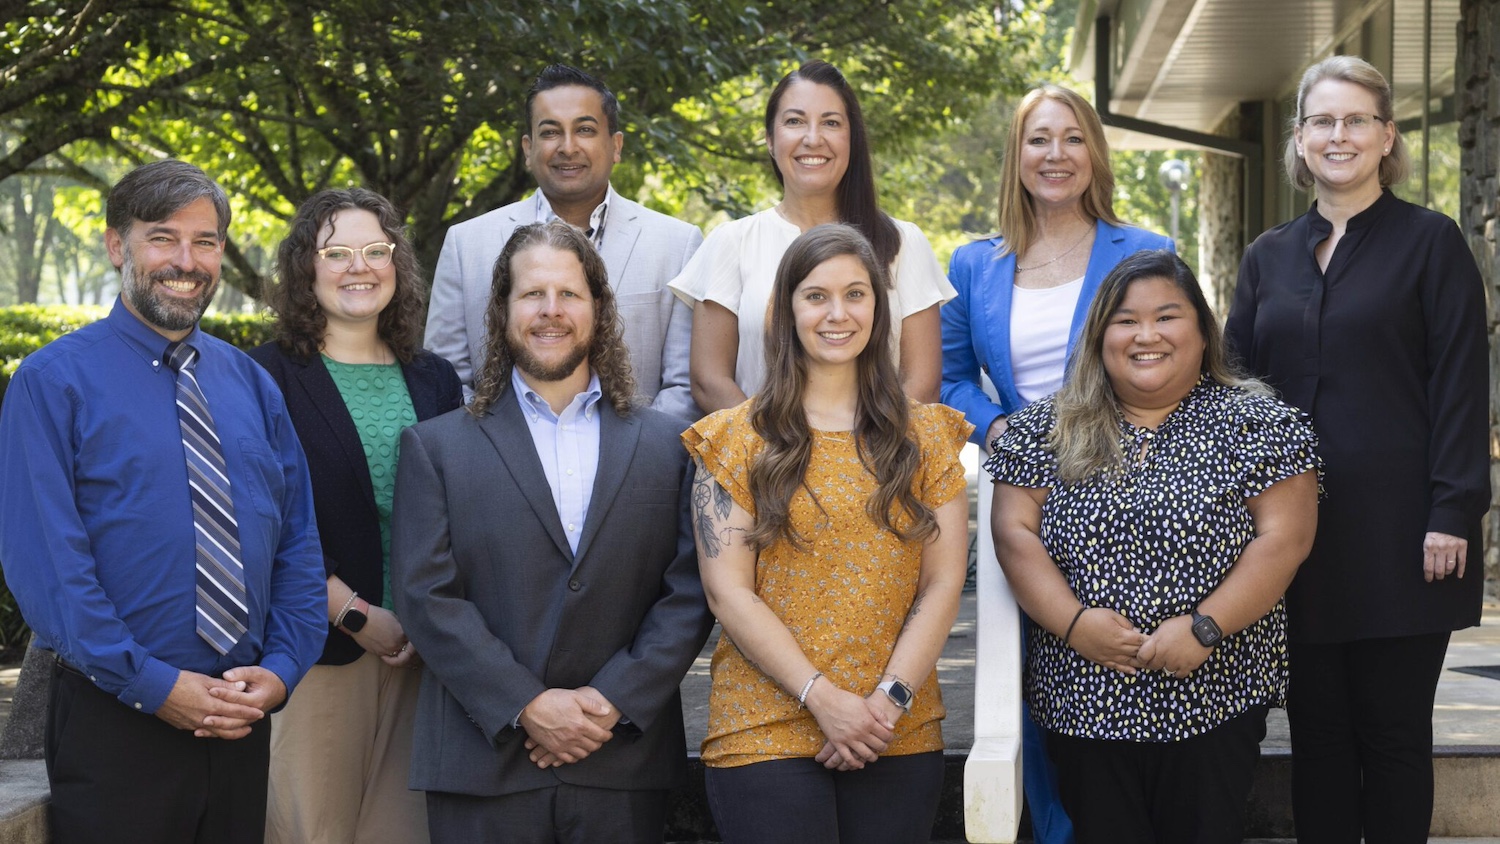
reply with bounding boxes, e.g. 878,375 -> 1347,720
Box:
1045,705 -> 1268,844
1287,632 -> 1450,844
46,660 -> 271,844
704,751 -> 944,844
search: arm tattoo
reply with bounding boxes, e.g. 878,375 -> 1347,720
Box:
692,464 -> 724,558
902,590 -> 927,631
692,462 -> 748,559
713,479 -> 732,520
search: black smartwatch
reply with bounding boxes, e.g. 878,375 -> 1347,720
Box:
1191,610 -> 1223,648
340,605 -> 368,633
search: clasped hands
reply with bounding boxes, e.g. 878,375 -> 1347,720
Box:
805,678 -> 904,772
156,666 -> 286,740
519,686 -> 620,769
1067,608 -> 1211,679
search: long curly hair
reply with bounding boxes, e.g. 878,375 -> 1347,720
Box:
764,61 -> 901,271
746,223 -> 936,551
1051,250 -> 1268,482
468,221 -> 636,417
265,188 -> 426,362
995,84 -> 1121,258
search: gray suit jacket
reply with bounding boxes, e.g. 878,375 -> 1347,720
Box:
424,189 -> 703,420
390,385 -> 712,796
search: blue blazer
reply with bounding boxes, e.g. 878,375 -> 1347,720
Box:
940,219 -> 1174,445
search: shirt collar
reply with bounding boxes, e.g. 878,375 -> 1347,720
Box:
106,295 -> 204,367
510,366 -> 603,424
534,185 -> 614,248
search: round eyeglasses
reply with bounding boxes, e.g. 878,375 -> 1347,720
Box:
316,242 -> 396,273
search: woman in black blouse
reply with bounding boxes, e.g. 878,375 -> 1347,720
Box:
1226,56 -> 1488,844
989,250 -> 1319,843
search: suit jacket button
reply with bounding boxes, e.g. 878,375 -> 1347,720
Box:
568,579 -> 582,591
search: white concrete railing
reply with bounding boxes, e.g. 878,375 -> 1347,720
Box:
963,475 -> 1023,843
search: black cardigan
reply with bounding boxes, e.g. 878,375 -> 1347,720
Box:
1226,190 -> 1489,643
250,343 -> 464,665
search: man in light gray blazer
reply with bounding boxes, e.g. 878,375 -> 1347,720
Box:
393,221 -> 713,843
425,64 -> 702,420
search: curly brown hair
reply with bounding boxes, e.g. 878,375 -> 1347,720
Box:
264,188 -> 427,362
468,221 -> 636,418
746,223 -> 936,551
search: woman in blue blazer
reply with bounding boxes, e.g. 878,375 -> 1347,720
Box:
251,189 -> 462,844
940,85 -> 1171,844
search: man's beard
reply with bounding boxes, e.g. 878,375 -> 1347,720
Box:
506,325 -> 591,383
120,248 -> 218,333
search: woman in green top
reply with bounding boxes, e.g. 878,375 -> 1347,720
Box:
251,188 -> 462,844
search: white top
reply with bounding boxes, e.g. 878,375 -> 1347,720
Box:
668,208 -> 956,397
1009,276 -> 1084,404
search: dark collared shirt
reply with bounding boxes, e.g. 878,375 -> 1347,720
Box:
0,299 -> 326,714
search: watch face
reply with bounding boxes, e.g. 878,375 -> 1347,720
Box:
1192,614 -> 1222,647
890,684 -> 913,706
343,608 -> 368,633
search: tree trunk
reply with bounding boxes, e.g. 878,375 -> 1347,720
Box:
1457,0 -> 1500,594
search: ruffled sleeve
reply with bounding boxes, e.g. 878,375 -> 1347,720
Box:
680,402 -> 760,515
890,219 -> 958,318
911,403 -> 974,508
1230,393 -> 1323,498
667,215 -> 753,312
982,398 -> 1059,489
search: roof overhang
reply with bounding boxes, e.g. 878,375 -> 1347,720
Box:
1072,0 -> 1460,150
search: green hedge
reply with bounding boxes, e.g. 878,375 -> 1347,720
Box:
0,304 -> 276,410
0,304 -> 276,650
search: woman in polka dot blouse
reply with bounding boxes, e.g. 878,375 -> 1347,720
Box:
251,188 -> 463,844
985,250 -> 1321,844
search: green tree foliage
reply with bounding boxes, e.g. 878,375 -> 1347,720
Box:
3,0 -> 1013,296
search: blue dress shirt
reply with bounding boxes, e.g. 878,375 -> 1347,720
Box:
511,367 -> 602,555
0,299 -> 326,715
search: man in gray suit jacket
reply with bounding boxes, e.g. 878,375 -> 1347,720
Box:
393,220 -> 713,843
425,64 -> 703,420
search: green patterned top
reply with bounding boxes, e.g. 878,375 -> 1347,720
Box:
323,356 -> 417,609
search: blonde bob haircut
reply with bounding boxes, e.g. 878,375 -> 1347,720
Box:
996,84 -> 1121,258
1284,55 -> 1411,191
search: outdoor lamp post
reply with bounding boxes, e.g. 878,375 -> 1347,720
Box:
1158,158 -> 1189,245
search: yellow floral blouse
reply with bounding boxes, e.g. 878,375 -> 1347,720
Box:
682,401 -> 972,768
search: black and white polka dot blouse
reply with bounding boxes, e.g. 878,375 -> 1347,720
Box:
983,377 -> 1321,742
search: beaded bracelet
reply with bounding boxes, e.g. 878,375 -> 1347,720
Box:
334,591 -> 360,628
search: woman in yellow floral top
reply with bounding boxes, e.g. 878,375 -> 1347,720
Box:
683,223 -> 971,843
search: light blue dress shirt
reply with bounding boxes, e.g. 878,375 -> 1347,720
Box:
511,367 -> 602,554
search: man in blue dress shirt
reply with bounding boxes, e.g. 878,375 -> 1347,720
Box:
0,160 -> 326,844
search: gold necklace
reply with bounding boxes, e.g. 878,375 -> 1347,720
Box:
1016,226 -> 1092,272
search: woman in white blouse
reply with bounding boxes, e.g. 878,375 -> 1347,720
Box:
669,60 -> 954,412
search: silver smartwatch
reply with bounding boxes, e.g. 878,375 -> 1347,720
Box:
876,679 -> 914,712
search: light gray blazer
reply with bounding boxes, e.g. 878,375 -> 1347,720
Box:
390,388 -> 712,796
424,189 -> 703,420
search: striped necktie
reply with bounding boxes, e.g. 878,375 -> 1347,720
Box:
166,341 -> 248,655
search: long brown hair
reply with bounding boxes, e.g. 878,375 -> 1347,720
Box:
995,84 -> 1120,258
746,223 -> 936,550
1051,250 -> 1267,482
468,221 -> 635,417
265,188 -> 426,362
764,61 -> 901,271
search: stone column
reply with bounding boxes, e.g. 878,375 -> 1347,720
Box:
1458,0 -> 1500,593
1198,132 -> 1244,316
